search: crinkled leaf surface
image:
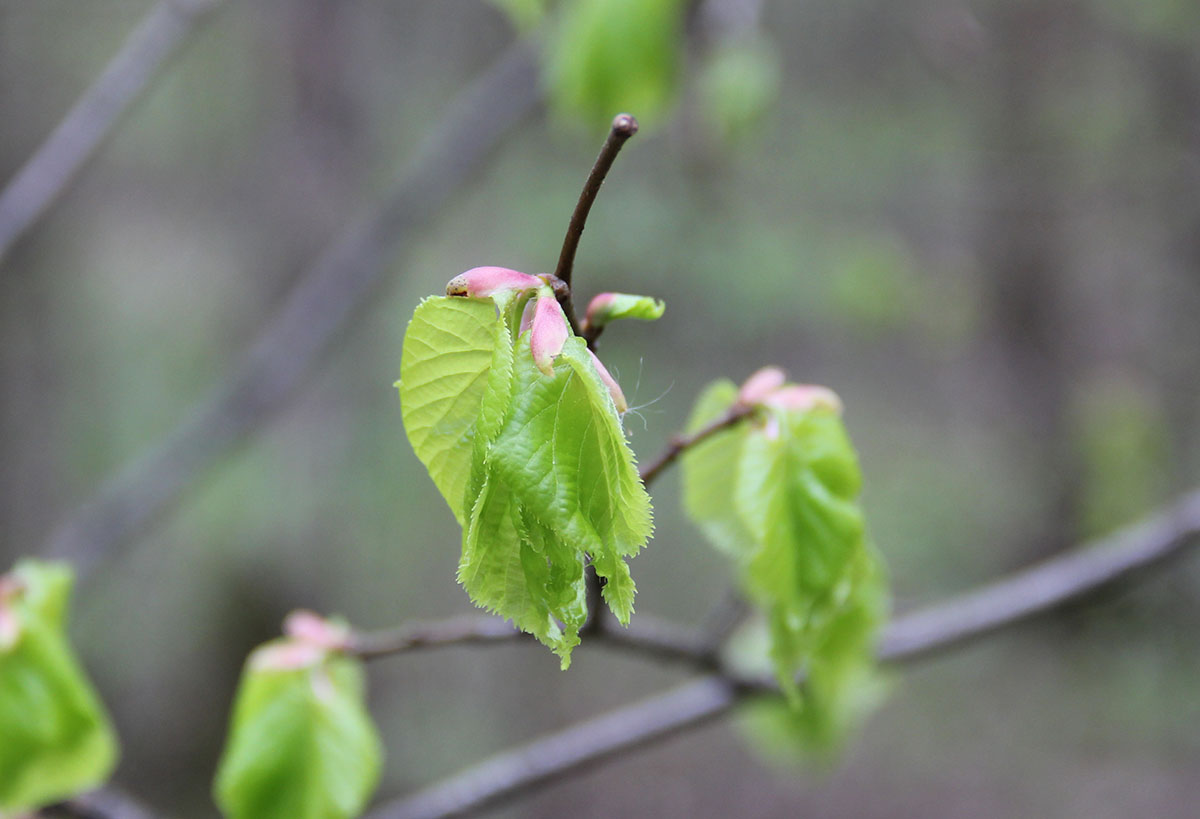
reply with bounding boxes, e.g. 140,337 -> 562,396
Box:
214,648 -> 382,819
0,560 -> 118,812
463,337 -> 652,666
682,382 -> 887,745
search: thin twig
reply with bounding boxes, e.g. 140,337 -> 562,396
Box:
42,42 -> 542,578
364,488 -> 1200,819
0,0 -> 222,265
41,785 -> 166,819
639,405 -> 753,486
552,113 -> 639,337
349,615 -> 523,660
350,610 -> 712,669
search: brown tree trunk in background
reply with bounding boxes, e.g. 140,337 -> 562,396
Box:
975,0 -> 1083,561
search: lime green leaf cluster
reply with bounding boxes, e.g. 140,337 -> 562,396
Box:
214,637 -> 382,819
399,294 -> 653,667
682,378 -> 887,748
0,560 -> 118,812
547,0 -> 687,131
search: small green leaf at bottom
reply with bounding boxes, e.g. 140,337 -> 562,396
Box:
214,638 -> 382,819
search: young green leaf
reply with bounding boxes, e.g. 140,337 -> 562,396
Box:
399,296 -> 512,523
0,560 -> 118,813
485,338 -> 651,623
583,292 -> 666,331
214,629 -> 382,819
682,372 -> 887,742
401,271 -> 652,666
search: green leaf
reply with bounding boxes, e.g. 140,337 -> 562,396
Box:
214,644 -> 382,819
547,0 -> 687,131
0,560 -> 119,812
585,293 -> 666,329
486,338 -> 652,620
456,336 -> 652,666
681,378 -> 887,743
682,379 -> 755,558
399,296 -> 512,523
400,288 -> 652,666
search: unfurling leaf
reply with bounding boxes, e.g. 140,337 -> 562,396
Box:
682,370 -> 887,750
0,560 -> 118,812
583,292 -> 666,330
399,270 -> 653,667
214,614 -> 382,819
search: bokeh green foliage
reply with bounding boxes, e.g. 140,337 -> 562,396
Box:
682,378 -> 887,750
0,560 -> 118,812
214,638 -> 382,819
547,0 -> 688,131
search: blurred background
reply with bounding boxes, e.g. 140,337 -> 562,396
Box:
2,0 -> 1199,816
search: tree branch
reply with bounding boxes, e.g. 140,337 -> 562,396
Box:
42,42 -> 542,578
364,487 -> 1200,819
350,610 -> 712,669
364,675 -> 745,819
552,114 -> 639,338
0,0 -> 223,266
876,486 -> 1200,662
639,405 -> 753,486
40,785 -> 165,819
349,615 -> 523,660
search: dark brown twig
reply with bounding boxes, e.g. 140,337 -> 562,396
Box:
552,114 -> 640,338
42,42 -> 542,578
0,0 -> 223,266
638,405 -> 753,486
364,487 -> 1200,819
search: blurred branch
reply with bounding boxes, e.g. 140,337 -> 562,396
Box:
42,42 -> 542,577
40,785 -> 165,819
877,486 -> 1200,661
365,487 -> 1200,819
351,610 -> 713,669
0,0 -> 223,265
364,676 -> 744,819
639,405 -> 753,486
349,615 -> 522,659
